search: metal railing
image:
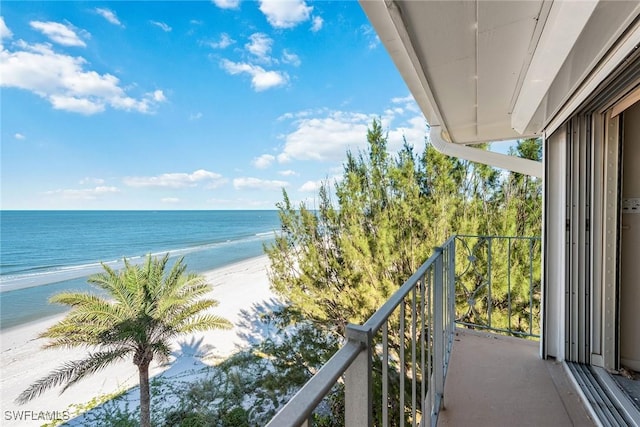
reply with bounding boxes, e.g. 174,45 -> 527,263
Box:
454,235 -> 541,338
267,237 -> 457,427
266,234 -> 541,426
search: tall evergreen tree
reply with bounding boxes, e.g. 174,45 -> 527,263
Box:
266,120 -> 434,335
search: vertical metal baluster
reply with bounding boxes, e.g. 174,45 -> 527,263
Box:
420,274 -> 426,425
487,238 -> 492,330
449,240 -> 456,350
412,285 -> 417,427
382,322 -> 388,427
400,302 -> 405,426
427,266 -> 433,421
508,237 -> 512,334
442,247 -> 448,349
529,238 -> 534,337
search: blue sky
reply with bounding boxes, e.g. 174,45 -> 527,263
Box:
1,0 -> 429,210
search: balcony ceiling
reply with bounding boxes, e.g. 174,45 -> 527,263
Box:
361,0 -> 640,144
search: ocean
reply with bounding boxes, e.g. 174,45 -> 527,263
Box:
0,210 -> 282,330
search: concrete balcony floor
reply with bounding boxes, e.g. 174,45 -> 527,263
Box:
438,329 -> 595,426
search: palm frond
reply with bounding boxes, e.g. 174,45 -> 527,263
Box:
175,277 -> 211,300
164,299 -> 219,328
49,292 -> 109,308
87,268 -> 139,313
164,256 -> 188,295
176,314 -> 233,334
15,349 -> 130,404
41,323 -> 105,348
49,294 -> 128,325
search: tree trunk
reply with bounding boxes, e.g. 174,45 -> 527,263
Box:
138,363 -> 151,427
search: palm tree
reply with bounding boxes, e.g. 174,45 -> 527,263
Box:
16,254 -> 232,427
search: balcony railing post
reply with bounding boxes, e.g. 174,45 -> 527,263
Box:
433,247 -> 445,422
345,324 -> 372,427
449,239 -> 456,332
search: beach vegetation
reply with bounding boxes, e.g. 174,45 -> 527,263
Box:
16,254 -> 231,427
264,119 -> 542,423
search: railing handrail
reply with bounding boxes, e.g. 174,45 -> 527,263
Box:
363,235 -> 457,334
456,234 -> 540,240
265,340 -> 362,427
363,248 -> 441,334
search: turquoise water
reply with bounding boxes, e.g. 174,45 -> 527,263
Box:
0,211 -> 281,329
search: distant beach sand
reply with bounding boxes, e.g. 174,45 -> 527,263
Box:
0,255 -> 278,426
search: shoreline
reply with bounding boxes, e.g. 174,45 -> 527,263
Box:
0,254 -> 279,426
0,253 -> 273,331
0,255 -> 267,334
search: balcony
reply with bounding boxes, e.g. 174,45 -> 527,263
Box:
438,328 -> 592,426
266,235 -> 596,426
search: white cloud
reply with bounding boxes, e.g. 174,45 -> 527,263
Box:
49,95 -> 104,114
386,116 -> 428,148
253,154 -> 275,169
246,33 -> 273,62
0,42 -> 166,114
278,169 -> 298,176
282,49 -> 301,67
278,110 -> 311,121
14,133 -> 25,140
161,197 -> 180,204
259,0 -> 312,29
220,59 -> 288,91
212,0 -> 240,9
277,106 -> 427,162
278,111 -> 374,162
189,112 -> 203,120
360,24 -> 380,50
310,16 -> 323,32
150,21 -> 172,32
124,169 -> 227,189
30,21 -> 87,47
299,180 -> 323,192
233,177 -> 289,190
392,94 -> 419,112
1,17 -> 13,42
392,94 -> 414,104
45,186 -> 119,200
95,8 -> 123,27
79,177 -> 105,185
209,33 -> 235,49
150,90 -> 166,102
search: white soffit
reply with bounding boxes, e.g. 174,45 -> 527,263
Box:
476,1 -> 545,140
360,0 -> 543,177
511,0 -> 599,134
362,0 -> 545,144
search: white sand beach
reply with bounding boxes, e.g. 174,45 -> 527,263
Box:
0,255 -> 279,427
